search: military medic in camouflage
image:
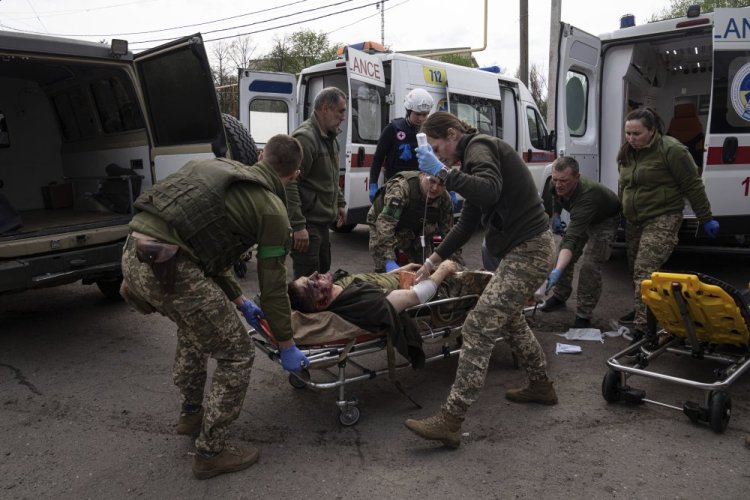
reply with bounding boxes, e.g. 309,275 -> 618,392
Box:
366,170 -> 460,272
119,134 -> 309,479
540,156 -> 620,329
403,112 -> 557,448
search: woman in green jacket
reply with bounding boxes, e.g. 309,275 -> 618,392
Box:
617,107 -> 719,339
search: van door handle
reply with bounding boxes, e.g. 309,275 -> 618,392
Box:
357,146 -> 365,167
722,137 -> 738,163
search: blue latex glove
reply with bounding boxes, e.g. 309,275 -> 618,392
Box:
449,191 -> 459,211
415,145 -> 444,176
384,259 -> 399,272
546,269 -> 561,293
280,344 -> 309,372
238,298 -> 264,332
703,219 -> 719,238
368,182 -> 379,203
551,214 -> 563,235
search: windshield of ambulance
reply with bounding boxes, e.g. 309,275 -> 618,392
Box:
351,80 -> 385,143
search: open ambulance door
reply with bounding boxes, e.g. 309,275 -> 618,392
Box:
134,34 -> 226,181
703,8 -> 750,235
238,70 -> 297,150
555,23 -> 601,181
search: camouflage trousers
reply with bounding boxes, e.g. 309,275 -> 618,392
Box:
369,226 -> 463,271
552,215 -> 618,319
444,230 -> 555,418
625,213 -> 682,334
121,235 -> 254,453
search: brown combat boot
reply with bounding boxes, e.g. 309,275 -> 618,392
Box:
192,445 -> 260,480
176,407 -> 204,437
404,409 -> 463,448
505,378 -> 558,405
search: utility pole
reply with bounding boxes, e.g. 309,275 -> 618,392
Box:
380,0 -> 385,46
519,0 -> 528,85
547,0 -> 562,131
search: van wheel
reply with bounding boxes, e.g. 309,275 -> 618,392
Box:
541,177 -> 553,216
222,114 -> 259,166
96,277 -> 123,301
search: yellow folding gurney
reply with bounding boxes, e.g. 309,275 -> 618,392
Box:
602,272 -> 750,432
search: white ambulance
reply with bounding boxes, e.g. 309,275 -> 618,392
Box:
552,6 -> 750,246
238,42 -> 554,231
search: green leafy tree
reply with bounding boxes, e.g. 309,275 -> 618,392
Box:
435,54 -> 476,68
650,0 -> 748,21
258,29 -> 338,74
516,63 -> 548,118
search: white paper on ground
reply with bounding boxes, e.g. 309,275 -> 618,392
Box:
555,342 -> 582,354
558,328 -> 604,343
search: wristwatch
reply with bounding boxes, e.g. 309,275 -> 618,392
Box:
436,166 -> 450,183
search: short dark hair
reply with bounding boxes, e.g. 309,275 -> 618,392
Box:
313,87 -> 346,112
552,156 -> 579,175
264,134 -> 302,177
287,280 -> 317,313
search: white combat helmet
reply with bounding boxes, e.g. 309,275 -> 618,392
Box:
404,88 -> 433,113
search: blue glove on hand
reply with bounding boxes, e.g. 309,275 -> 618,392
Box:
238,298 -> 264,332
415,145 -> 444,176
368,182 -> 379,203
280,344 -> 309,372
551,214 -> 563,235
385,259 -> 400,272
703,219 -> 720,238
546,269 -> 561,293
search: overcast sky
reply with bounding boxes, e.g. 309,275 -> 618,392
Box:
0,0 -> 676,73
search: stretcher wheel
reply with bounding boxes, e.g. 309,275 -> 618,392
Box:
601,369 -> 622,403
288,369 -> 310,389
708,391 -> 731,433
339,406 -> 360,426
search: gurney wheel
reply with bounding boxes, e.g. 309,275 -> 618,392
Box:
339,406 -> 360,426
288,369 -> 310,389
708,391 -> 731,433
601,369 -> 622,403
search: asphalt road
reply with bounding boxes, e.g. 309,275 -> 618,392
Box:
1,226 -> 749,498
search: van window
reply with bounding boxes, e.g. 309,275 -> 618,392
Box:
566,71 -> 588,136
448,94 -> 502,138
710,51 -> 750,133
526,106 -> 547,149
90,76 -> 144,134
249,98 -> 289,143
351,80 -> 384,143
53,87 -> 98,141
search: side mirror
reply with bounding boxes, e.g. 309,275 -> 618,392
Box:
722,137 -> 738,164
546,130 -> 556,151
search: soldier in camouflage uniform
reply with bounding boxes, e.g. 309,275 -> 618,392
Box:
403,112 -> 556,448
540,156 -> 620,329
119,135 -> 309,479
367,171 -> 461,272
617,108 -> 718,338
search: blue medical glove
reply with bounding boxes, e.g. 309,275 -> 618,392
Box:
368,182 -> 379,203
280,344 -> 310,372
546,269 -> 561,293
415,145 -> 444,176
551,214 -> 563,235
449,191 -> 459,211
238,298 -> 264,332
385,259 -> 399,272
703,219 -> 719,238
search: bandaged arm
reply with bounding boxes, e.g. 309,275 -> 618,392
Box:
385,260 -> 457,313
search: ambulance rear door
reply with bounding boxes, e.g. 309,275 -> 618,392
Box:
238,70 -> 297,150
555,23 -> 601,181
704,7 -> 750,234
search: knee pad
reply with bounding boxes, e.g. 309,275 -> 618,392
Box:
412,279 -> 438,304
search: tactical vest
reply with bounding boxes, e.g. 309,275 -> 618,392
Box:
373,171 -> 440,230
385,117 -> 419,178
134,158 -> 273,275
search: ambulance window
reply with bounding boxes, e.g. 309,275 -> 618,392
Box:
249,99 -> 289,143
710,51 -> 750,133
526,106 -> 546,149
351,80 -> 383,143
566,71 -> 588,137
448,94 -> 502,138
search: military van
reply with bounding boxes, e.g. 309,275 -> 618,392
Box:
549,6 -> 750,248
0,31 -> 256,298
237,42 -> 555,230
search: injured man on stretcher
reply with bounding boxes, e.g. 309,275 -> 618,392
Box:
287,261 -> 491,368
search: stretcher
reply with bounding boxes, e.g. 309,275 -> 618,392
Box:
602,272 -> 750,432
252,271 -> 536,426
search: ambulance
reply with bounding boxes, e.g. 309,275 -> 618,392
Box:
552,6 -> 750,247
238,42 -> 555,231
